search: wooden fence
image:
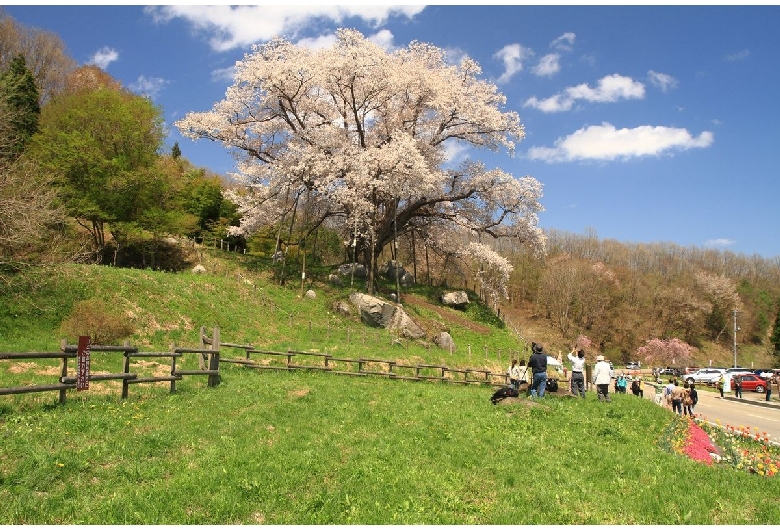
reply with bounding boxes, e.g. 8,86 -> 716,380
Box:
0,326 -> 525,407
0,327 -> 222,404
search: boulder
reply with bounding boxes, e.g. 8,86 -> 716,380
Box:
441,291 -> 469,308
332,301 -> 352,316
348,292 -> 425,339
399,272 -> 415,287
433,331 -> 456,352
380,260 -> 406,280
328,274 -> 343,287
192,264 -> 207,274
337,262 -> 367,279
304,289 -> 316,299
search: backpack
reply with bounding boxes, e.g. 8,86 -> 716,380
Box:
547,379 -> 559,392
631,380 -> 639,393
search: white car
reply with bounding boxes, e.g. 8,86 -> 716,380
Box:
685,368 -> 725,385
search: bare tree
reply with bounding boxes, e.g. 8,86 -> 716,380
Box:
0,11 -> 77,104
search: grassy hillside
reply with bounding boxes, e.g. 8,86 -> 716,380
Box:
2,369 -> 780,524
2,255 -> 780,524
1,248 -> 771,372
0,254 -> 523,377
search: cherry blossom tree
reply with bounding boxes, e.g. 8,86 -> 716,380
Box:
636,337 -> 696,368
176,29 -> 545,292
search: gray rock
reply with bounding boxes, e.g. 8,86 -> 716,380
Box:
305,289 -> 316,299
337,262 -> 367,279
441,291 -> 469,308
328,274 -> 343,287
433,331 -> 456,352
192,264 -> 207,274
348,292 -> 424,339
380,260 -> 406,280
332,301 -> 352,316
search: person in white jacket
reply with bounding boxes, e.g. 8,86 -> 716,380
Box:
592,355 -> 612,402
567,348 -> 586,398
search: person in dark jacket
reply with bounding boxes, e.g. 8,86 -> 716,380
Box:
527,342 -> 548,398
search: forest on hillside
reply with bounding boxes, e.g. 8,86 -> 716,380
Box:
1,12 -> 779,368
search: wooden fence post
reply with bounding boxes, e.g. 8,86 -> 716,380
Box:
208,326 -> 221,387
169,342 -> 177,393
198,325 -> 208,370
122,339 -> 131,399
59,338 -> 68,405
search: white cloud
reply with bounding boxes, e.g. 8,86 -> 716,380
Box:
295,33 -> 338,51
211,65 -> 235,83
89,46 -> 119,69
368,29 -> 395,50
724,50 -> 750,62
527,122 -> 714,163
493,43 -> 534,84
442,139 -> 470,167
550,32 -> 575,51
129,75 -> 170,100
705,238 -> 736,248
145,5 -> 424,52
532,53 -> 560,77
524,74 -> 645,113
648,70 -> 678,92
443,46 -> 469,67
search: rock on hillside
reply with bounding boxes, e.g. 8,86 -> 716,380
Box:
348,292 -> 425,339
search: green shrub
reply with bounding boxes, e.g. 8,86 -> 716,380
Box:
58,298 -> 135,345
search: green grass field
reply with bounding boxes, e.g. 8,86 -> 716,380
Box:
1,260 -> 780,523
1,367 -> 778,524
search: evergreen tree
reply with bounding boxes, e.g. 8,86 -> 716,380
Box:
171,141 -> 181,160
0,54 -> 40,161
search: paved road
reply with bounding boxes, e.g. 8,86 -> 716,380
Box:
646,382 -> 780,445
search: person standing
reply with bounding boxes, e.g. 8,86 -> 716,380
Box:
669,381 -> 686,415
766,374 -> 773,402
592,355 -> 612,402
733,376 -> 743,398
685,384 -> 698,417
508,359 -> 522,392
567,348 -> 586,398
528,342 -> 548,398
717,374 -> 725,398
664,379 -> 676,409
638,378 -> 645,399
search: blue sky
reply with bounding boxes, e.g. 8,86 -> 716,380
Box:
5,4 -> 780,259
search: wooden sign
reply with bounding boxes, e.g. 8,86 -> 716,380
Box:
77,335 -> 91,391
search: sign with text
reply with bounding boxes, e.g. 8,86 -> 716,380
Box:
77,335 -> 91,391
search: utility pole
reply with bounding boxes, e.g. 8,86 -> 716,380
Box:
733,308 -> 739,368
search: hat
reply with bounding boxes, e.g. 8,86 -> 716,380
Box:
596,355 -> 605,361
533,343 -> 544,354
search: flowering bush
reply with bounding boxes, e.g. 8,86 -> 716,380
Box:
661,415 -> 780,476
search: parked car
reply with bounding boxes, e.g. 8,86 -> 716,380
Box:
733,373 -> 768,393
656,367 -> 682,377
685,368 -> 726,385
684,366 -> 700,375
625,361 -> 640,370
725,367 -> 753,375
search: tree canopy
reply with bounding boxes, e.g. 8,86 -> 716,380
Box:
176,29 -> 545,293
28,79 -> 165,260
0,54 -> 39,162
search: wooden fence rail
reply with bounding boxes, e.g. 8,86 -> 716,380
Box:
0,328 -> 222,404
0,326 -> 521,407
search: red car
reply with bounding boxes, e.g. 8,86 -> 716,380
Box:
733,373 -> 768,393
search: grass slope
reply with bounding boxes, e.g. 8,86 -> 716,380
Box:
1,369 -> 779,524
1,258 -> 779,524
